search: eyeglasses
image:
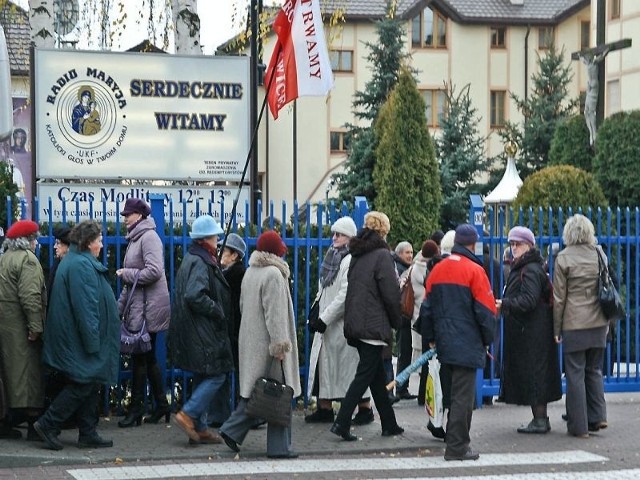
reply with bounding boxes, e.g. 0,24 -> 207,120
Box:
332,232 -> 345,238
509,241 -> 525,248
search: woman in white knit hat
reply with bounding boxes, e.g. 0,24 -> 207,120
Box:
306,216 -> 373,425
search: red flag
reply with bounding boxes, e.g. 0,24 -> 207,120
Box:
265,0 -> 334,120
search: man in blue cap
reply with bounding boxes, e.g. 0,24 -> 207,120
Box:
169,215 -> 234,445
420,224 -> 497,461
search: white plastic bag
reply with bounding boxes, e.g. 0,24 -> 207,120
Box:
425,355 -> 444,428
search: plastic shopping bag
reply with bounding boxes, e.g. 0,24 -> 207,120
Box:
425,355 -> 444,428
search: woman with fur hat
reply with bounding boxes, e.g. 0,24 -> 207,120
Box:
115,198 -> 171,428
219,230 -> 301,458
331,211 -> 404,441
497,226 -> 561,434
306,216 -> 373,426
0,220 -> 46,440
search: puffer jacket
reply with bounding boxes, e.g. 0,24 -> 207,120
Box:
420,244 -> 497,369
343,228 -> 402,346
168,243 -> 234,376
117,217 -> 170,333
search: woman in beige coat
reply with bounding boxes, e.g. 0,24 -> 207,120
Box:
219,230 -> 301,458
553,214 -> 610,438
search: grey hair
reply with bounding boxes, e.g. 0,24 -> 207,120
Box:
440,230 -> 456,255
70,220 -> 102,252
562,214 -> 597,246
395,241 -> 412,255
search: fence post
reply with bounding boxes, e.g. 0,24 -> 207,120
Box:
148,193 -> 168,399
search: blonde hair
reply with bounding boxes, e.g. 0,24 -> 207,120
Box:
562,214 -> 597,246
364,211 -> 391,237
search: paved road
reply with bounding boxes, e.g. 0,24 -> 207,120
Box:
1,388 -> 639,479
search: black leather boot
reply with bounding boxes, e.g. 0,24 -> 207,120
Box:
143,363 -> 171,424
118,365 -> 146,428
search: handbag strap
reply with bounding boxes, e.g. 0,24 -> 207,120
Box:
122,271 -> 141,320
265,358 -> 286,383
596,246 -> 609,282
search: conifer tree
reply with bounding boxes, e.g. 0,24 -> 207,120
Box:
436,83 -> 488,230
373,67 -> 441,247
333,8 -> 408,206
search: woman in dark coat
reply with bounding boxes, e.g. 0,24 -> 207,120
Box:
497,226 -> 561,434
331,211 -> 404,441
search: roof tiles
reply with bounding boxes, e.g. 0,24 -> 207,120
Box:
1,1 -> 29,76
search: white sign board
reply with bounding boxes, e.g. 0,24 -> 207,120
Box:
37,183 -> 250,226
34,49 -> 250,181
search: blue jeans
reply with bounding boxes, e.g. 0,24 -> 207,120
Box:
183,373 -> 228,432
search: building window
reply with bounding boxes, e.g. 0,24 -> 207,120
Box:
490,91 -> 506,127
421,89 -> 446,127
610,0 -> 620,19
538,27 -> 554,50
491,27 -> 506,48
330,131 -> 351,152
580,21 -> 590,49
412,7 -> 447,48
329,50 -> 353,72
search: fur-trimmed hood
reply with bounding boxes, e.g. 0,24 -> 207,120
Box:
348,228 -> 389,257
248,250 -> 290,279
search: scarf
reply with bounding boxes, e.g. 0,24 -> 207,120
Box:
320,245 -> 349,288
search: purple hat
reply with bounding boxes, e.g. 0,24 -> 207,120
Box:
454,224 -> 479,246
120,198 -> 151,217
508,226 -> 535,246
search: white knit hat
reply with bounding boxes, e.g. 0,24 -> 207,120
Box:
331,216 -> 357,238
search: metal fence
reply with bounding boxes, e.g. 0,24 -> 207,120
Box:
5,195 -> 640,413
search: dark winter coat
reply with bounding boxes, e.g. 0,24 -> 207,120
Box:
43,246 -> 120,385
420,245 -> 497,369
223,260 -> 245,369
117,218 -> 170,333
169,243 -> 234,376
343,229 -> 402,346
501,248 -> 562,406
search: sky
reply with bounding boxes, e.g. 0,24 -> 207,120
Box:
14,0 -> 283,54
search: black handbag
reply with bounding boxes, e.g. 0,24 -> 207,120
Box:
245,360 -> 293,427
596,247 -> 625,320
120,273 -> 152,355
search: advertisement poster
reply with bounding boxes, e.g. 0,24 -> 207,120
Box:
35,49 -> 250,182
5,97 -> 32,217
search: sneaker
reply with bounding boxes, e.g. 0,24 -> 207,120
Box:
304,408 -> 334,423
352,407 -> 374,425
33,421 -> 63,451
77,434 -> 113,449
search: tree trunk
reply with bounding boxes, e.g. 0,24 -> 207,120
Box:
29,0 -> 55,48
172,0 -> 201,55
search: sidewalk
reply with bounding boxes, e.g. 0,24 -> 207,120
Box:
1,389 -> 638,469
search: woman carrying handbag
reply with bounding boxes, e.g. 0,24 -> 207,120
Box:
116,198 -> 171,428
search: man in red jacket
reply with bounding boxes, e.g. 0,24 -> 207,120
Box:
420,224 -> 497,461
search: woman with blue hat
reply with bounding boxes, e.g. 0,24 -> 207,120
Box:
169,214 -> 234,445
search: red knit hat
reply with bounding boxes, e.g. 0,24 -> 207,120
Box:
6,220 -> 39,239
256,230 -> 287,257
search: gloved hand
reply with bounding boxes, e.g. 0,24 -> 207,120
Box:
309,317 -> 327,334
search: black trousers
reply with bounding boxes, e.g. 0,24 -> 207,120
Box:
395,324 -> 413,394
335,341 -> 398,430
38,380 -> 100,437
444,365 -> 476,457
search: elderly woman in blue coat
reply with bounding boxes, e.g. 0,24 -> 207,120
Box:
35,221 -> 120,450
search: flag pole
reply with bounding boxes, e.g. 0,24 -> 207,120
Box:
218,43 -> 281,261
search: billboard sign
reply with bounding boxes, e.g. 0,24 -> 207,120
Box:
34,49 -> 250,181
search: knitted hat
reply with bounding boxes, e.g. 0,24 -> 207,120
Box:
6,220 -> 39,239
256,230 -> 287,257
53,225 -> 72,245
430,230 -> 445,245
190,214 -> 224,239
454,224 -> 479,246
331,216 -> 357,238
224,233 -> 247,259
508,226 -> 535,246
421,239 -> 439,259
363,211 -> 390,237
120,198 -> 151,217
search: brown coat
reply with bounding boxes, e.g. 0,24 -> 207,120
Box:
552,243 -> 608,337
